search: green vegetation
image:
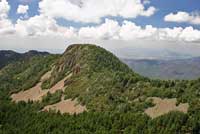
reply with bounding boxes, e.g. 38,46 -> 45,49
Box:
0,50 -> 49,69
42,90 -> 62,105
0,54 -> 58,100
0,44 -> 200,133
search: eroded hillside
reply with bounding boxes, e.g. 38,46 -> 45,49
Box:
1,44 -> 200,133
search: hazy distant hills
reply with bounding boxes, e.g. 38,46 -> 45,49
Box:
1,49 -> 200,80
116,47 -> 193,60
0,50 -> 49,69
122,57 -> 200,80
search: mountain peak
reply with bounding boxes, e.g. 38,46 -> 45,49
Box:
39,44 -> 145,111
62,44 -> 132,72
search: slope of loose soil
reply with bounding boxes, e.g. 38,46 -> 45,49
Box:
11,70 -> 52,102
145,97 -> 189,118
49,73 -> 72,94
42,97 -> 86,114
11,72 -> 72,102
41,70 -> 52,81
11,82 -> 47,102
11,72 -> 86,114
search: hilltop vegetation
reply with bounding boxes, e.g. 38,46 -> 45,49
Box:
0,44 -> 200,134
42,44 -> 147,111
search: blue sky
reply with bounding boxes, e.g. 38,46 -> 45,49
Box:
8,0 -> 40,22
7,0 -> 200,29
1,0 -> 200,58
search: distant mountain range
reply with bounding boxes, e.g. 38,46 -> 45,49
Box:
122,57 -> 200,80
0,50 -> 49,69
2,49 -> 200,80
115,47 -> 193,60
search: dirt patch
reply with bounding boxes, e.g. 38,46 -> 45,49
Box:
145,97 -> 189,118
11,82 -> 48,102
42,98 -> 86,114
41,70 -> 52,81
49,73 -> 72,94
11,72 -> 72,102
11,72 -> 86,114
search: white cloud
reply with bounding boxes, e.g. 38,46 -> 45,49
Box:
158,27 -> 183,41
1,0 -> 200,58
78,19 -> 200,42
77,19 -> 200,42
0,0 -> 10,19
79,19 -> 120,39
0,19 -> 15,35
0,0 -> 15,36
1,15 -> 200,43
17,5 -> 29,14
179,27 -> 200,42
0,0 -> 200,44
15,15 -> 77,38
119,20 -> 157,40
39,0 -> 156,23
164,11 -> 200,25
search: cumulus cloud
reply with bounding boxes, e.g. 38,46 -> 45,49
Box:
119,21 -> 157,40
0,0 -> 200,44
17,5 -> 29,14
164,11 -> 200,25
39,0 -> 156,23
179,27 -> 200,42
158,27 -> 183,41
0,0 -> 15,36
0,0 -> 10,18
1,16 -> 200,43
78,19 -> 200,42
15,15 -> 77,38
79,19 -> 120,39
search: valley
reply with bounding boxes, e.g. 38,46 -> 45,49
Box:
123,58 -> 200,80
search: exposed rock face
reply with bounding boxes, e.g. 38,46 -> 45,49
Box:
72,64 -> 81,74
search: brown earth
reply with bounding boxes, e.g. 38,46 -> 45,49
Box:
48,73 -> 72,94
11,82 -> 48,102
41,70 -> 52,81
11,72 -> 86,114
11,70 -> 52,102
42,97 -> 86,114
145,97 -> 189,118
11,71 -> 72,102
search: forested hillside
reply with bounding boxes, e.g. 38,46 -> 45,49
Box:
0,50 -> 49,69
0,44 -> 200,134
